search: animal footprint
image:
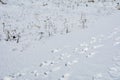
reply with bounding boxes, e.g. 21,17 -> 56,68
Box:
39,60 -> 55,67
58,73 -> 70,80
31,70 -> 39,77
86,52 -> 96,58
92,73 -> 104,80
51,48 -> 61,53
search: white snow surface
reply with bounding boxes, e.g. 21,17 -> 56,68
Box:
0,0 -> 120,80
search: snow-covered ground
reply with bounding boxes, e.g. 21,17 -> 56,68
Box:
0,0 -> 120,80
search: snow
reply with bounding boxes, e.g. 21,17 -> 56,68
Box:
0,0 -> 120,80
2,77 -> 12,80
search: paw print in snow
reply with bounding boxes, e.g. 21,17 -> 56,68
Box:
92,73 -> 105,80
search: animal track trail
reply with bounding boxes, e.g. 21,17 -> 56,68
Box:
1,33 -> 110,80
13,47 -> 76,80
56,36 -> 106,80
37,47 -> 80,79
79,38 -> 104,58
34,35 -> 106,78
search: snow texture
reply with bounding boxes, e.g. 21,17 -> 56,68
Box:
0,0 -> 120,80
